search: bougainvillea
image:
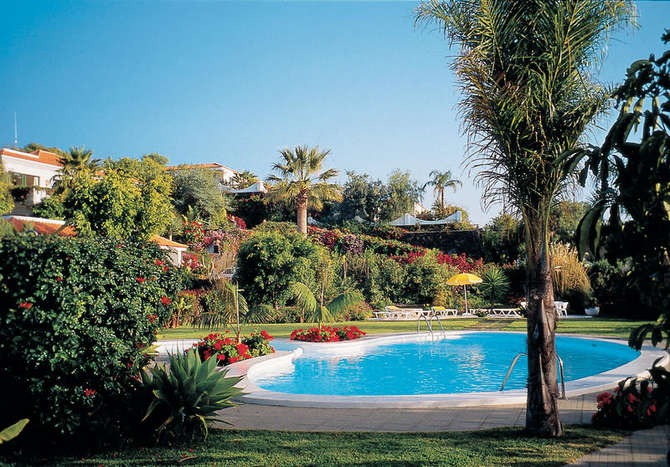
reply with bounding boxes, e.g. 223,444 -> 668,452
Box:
308,226 -> 426,259
194,330 -> 274,366
437,252 -> 484,273
290,326 -> 366,342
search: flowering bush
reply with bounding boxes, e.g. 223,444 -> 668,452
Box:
290,325 -> 366,342
182,253 -> 201,270
591,366 -> 670,429
308,226 -> 426,259
0,235 -> 184,442
437,252 -> 484,273
341,234 -> 364,255
228,215 -> 247,230
183,220 -> 205,250
194,330 -> 275,366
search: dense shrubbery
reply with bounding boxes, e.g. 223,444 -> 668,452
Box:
290,326 -> 366,342
309,226 -> 425,257
0,235 -> 184,444
235,232 -> 323,308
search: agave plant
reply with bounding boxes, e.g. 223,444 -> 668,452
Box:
141,350 -> 243,441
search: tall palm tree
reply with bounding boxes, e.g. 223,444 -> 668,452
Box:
423,169 -> 461,213
416,0 -> 634,436
267,145 -> 342,234
54,146 -> 100,195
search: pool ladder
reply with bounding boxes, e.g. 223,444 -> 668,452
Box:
499,352 -> 567,399
417,312 -> 446,337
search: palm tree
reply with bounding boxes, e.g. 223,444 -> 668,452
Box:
54,146 -> 100,195
423,169 -> 461,213
416,0 -> 634,436
288,282 -> 363,328
228,170 -> 258,190
267,145 -> 342,235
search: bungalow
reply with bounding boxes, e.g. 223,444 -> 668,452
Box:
3,215 -> 188,266
0,147 -> 63,212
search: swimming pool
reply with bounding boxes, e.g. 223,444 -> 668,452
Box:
233,331 -> 663,407
252,332 -> 638,395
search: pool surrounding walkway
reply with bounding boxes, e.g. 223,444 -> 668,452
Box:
218,397 -> 670,465
218,393 -> 595,432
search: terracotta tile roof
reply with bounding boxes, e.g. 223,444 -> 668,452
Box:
149,235 -> 188,249
7,217 -> 77,236
0,147 -> 63,167
3,216 -> 187,249
165,163 -> 239,173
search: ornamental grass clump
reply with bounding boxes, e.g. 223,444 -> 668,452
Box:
195,330 -> 275,365
0,235 -> 183,446
290,325 -> 366,342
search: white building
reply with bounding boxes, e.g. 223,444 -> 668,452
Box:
0,147 -> 63,210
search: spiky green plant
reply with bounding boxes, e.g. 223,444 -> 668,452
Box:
478,266 -> 511,310
141,350 -> 243,442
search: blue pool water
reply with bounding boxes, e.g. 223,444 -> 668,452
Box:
253,333 -> 639,395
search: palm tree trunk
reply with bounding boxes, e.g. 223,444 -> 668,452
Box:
440,187 -> 445,213
524,211 -> 562,436
296,194 -> 308,235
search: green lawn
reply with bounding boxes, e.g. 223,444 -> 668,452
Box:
44,426 -> 625,466
158,317 -> 650,340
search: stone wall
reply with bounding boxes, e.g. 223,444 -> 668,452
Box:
400,229 -> 483,258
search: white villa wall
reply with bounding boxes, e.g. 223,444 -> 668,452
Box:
1,153 -> 60,188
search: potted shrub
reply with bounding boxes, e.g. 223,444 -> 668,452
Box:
585,296 -> 600,316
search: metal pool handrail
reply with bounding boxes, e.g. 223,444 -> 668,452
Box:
499,352 -> 566,399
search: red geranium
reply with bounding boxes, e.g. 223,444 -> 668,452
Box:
19,302 -> 32,310
160,296 -> 172,306
136,277 -> 146,283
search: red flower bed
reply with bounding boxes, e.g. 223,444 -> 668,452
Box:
290,325 -> 366,343
194,330 -> 274,366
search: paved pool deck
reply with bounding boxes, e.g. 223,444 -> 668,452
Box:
218,392 -> 596,432
218,397 -> 670,465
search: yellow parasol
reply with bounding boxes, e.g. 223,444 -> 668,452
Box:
446,273 -> 483,315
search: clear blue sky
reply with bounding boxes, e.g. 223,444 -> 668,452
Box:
1,1 -> 668,224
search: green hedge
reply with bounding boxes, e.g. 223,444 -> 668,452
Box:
0,235 -> 183,443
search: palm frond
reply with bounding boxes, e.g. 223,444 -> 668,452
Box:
288,281 -> 317,317
326,290 -> 364,316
